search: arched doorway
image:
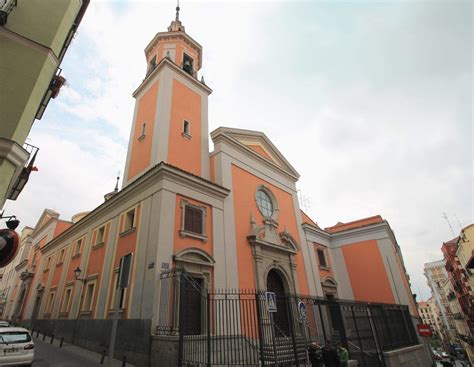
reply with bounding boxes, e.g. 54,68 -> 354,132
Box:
266,269 -> 291,336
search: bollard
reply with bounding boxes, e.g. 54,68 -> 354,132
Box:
42,333 -> 46,341
100,350 -> 106,364
36,330 -> 40,338
122,356 -> 126,367
50,335 -> 54,344
59,337 -> 64,348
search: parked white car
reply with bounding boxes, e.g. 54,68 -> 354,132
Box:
0,327 -> 34,366
0,321 -> 9,327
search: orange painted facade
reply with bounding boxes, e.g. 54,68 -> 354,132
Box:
127,81 -> 159,181
342,239 -> 396,304
167,79 -> 202,176
231,164 -> 310,295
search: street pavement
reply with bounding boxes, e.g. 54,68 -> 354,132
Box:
436,361 -> 468,367
30,336 -> 135,367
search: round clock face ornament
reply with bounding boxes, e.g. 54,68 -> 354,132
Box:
0,229 -> 19,268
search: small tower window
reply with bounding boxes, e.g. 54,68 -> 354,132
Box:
182,53 -> 194,76
182,120 -> 191,138
138,122 -> 146,141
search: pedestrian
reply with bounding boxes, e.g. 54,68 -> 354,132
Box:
308,342 -> 322,367
322,340 -> 340,367
337,343 -> 349,367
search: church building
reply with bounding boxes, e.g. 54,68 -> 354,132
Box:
3,7 -> 427,367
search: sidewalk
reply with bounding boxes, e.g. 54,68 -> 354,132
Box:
32,333 -> 135,367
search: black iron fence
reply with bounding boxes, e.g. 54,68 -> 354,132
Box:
156,269 -> 419,366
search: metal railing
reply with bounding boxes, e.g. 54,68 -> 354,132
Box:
157,269 -> 419,367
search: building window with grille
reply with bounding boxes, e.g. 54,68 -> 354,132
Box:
317,248 -> 328,268
179,199 -> 207,242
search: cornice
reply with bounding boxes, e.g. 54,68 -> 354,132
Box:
144,31 -> 203,66
0,27 -> 59,65
212,133 -> 299,182
15,259 -> 28,272
330,221 -> 390,242
302,223 -> 331,240
132,57 -> 211,98
41,162 -> 230,254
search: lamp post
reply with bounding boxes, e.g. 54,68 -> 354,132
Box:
71,267 -> 86,344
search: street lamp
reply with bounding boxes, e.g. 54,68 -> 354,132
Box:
74,267 -> 85,282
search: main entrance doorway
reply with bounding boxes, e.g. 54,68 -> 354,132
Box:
266,269 -> 291,336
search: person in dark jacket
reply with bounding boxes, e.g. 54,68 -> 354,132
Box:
322,340 -> 340,367
308,342 -> 322,367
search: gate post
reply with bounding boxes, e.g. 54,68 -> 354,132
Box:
350,305 -> 366,366
367,305 -> 386,367
207,291 -> 211,367
286,295 -> 299,364
178,271 -> 185,367
254,291 -> 265,367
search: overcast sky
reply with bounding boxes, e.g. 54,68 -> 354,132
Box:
3,0 -> 472,300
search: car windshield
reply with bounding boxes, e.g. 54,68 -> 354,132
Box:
0,332 -> 31,344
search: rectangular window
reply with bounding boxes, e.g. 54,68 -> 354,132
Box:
96,226 -> 105,244
73,239 -> 82,257
46,291 -> 55,314
82,282 -> 95,312
317,249 -> 327,268
112,272 -> 127,310
123,209 -> 135,232
61,287 -> 73,313
46,256 -> 52,270
183,120 -> 190,135
184,206 -> 203,234
58,248 -> 65,263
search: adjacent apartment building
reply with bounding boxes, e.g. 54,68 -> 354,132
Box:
0,0 -> 89,208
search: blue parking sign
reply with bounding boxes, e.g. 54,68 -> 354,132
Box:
266,292 -> 277,312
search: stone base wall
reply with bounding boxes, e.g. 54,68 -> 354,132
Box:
383,344 -> 433,367
150,335 -> 179,367
18,318 -> 151,367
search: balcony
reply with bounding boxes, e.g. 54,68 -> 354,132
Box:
35,68 -> 66,120
446,261 -> 454,272
7,143 -> 39,201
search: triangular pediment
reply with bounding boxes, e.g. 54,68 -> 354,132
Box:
31,209 -> 59,236
211,127 -> 299,180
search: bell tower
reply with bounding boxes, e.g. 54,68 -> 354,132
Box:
122,4 -> 211,187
